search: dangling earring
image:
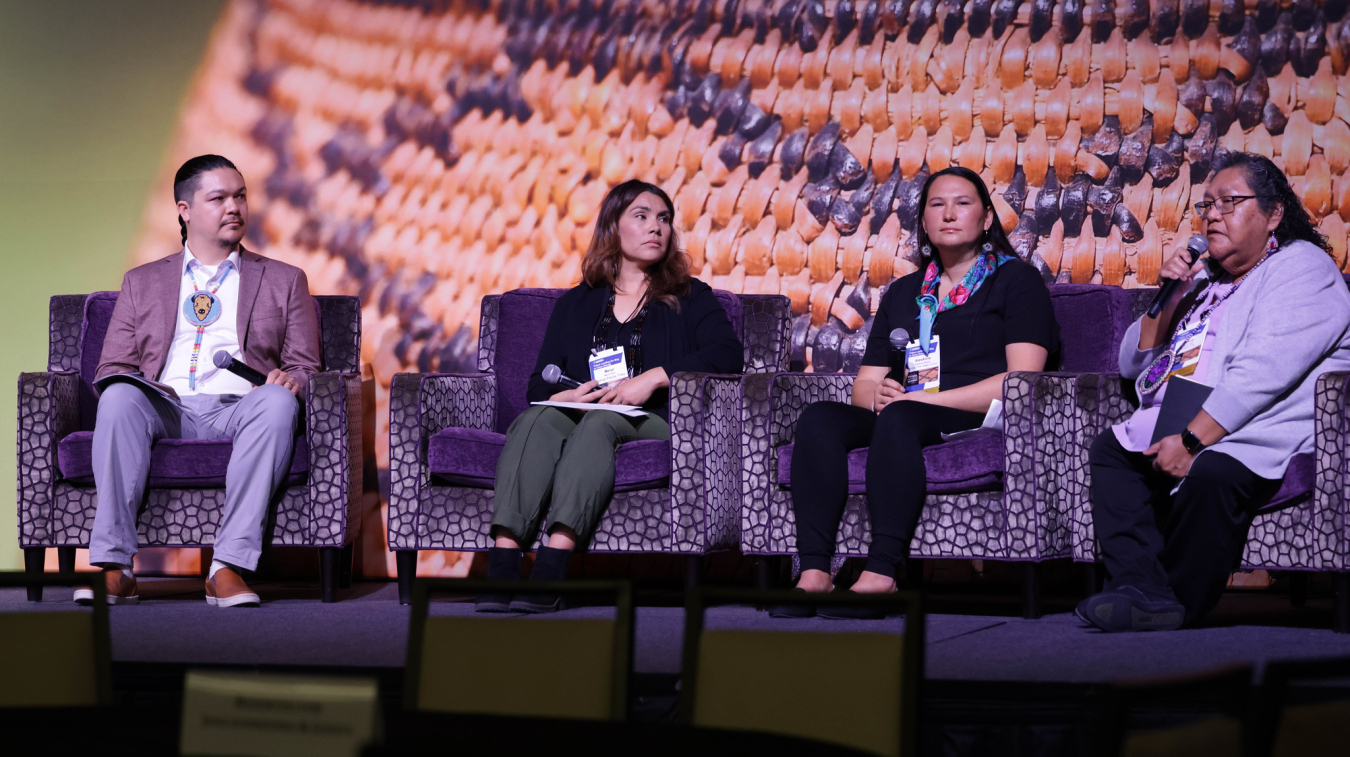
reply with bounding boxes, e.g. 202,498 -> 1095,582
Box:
921,243 -> 933,258
982,241 -> 994,255
1266,233 -> 1279,254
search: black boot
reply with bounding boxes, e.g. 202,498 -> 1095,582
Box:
509,546 -> 572,614
474,547 -> 523,613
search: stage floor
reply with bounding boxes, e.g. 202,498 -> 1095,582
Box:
7,578 -> 1350,683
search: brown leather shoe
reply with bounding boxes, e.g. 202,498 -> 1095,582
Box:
73,569 -> 139,605
205,567 -> 260,608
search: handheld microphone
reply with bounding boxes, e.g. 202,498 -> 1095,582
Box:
213,350 -> 269,386
888,328 -> 909,377
542,363 -> 583,389
1146,235 -> 1209,318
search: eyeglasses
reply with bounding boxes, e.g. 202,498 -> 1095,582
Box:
1193,196 -> 1258,216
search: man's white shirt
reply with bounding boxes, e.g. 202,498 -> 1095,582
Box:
159,246 -> 252,396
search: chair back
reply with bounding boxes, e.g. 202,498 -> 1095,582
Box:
56,292 -> 360,431
482,288 -> 772,433
1253,655 -> 1350,757
0,573 -> 112,707
1095,664 -> 1253,757
404,579 -> 633,721
1047,284 -> 1138,373
679,588 -> 923,757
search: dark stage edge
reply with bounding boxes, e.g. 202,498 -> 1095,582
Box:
8,579 -> 1350,756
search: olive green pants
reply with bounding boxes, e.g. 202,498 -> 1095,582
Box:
491,406 -> 670,543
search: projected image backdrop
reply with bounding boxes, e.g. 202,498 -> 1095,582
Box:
133,0 -> 1350,575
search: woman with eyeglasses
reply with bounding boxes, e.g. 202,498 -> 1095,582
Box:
1079,152 -> 1350,632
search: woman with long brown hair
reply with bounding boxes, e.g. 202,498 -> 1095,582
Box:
477,179 -> 743,613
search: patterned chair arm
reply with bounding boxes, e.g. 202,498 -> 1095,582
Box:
16,371 -> 80,548
1314,371 -> 1350,571
736,372 -> 854,517
669,371 -> 710,553
1001,371 -> 1089,559
304,372 -> 363,546
1059,371 -> 1133,561
766,372 -> 855,448
387,372 -> 497,550
692,373 -> 750,552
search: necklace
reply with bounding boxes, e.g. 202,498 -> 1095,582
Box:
1136,253 -> 1270,397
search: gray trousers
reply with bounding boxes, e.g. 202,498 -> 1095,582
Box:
88,382 -> 300,571
491,406 -> 670,543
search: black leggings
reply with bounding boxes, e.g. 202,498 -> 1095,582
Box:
1089,431 -> 1280,624
791,400 -> 984,578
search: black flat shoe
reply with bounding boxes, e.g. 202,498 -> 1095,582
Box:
508,546 -> 572,614
817,590 -> 889,620
475,546 -> 523,613
768,588 -> 816,618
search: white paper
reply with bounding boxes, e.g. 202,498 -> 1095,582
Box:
531,401 -> 649,417
179,671 -> 379,757
940,399 -> 1003,442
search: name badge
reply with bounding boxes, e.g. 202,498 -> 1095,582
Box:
904,335 -> 941,393
588,347 -> 629,387
1166,322 -> 1208,381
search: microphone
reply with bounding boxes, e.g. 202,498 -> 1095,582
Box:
1146,235 -> 1209,318
888,328 -> 909,377
213,350 -> 269,386
542,363 -> 583,389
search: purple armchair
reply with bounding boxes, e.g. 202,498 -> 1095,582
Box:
738,283 -> 1138,618
18,293 -> 363,602
387,288 -> 791,604
1071,288 -> 1350,632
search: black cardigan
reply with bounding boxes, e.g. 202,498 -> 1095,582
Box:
526,279 -> 744,420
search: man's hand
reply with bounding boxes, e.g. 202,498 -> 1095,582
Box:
551,379 -> 605,403
264,369 -> 301,396
1145,434 -> 1195,478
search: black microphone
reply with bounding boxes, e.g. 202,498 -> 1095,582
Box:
542,363 -> 583,389
213,350 -> 269,386
1146,235 -> 1209,318
888,328 -> 909,378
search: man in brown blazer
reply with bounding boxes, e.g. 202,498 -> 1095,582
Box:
75,155 -> 321,608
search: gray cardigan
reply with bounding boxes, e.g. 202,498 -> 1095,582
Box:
1119,240 -> 1350,480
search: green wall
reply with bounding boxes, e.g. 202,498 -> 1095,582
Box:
0,0 -> 225,569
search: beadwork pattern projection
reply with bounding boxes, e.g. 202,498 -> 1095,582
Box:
135,0 -> 1350,574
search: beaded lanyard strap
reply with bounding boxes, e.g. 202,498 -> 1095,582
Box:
181,259 -> 235,390
1136,249 -> 1272,397
592,287 -> 651,378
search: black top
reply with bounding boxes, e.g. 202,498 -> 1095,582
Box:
862,260 -> 1060,389
527,278 -> 745,420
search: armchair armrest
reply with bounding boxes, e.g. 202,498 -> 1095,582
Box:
1001,371 -> 1093,559
1314,371 -> 1350,571
301,371 -> 363,545
16,371 -> 80,548
388,372 -> 497,550
1057,370 -> 1134,561
669,371 -> 711,553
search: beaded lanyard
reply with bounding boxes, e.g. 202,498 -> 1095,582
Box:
592,287 -> 651,378
181,260 -> 235,390
1136,251 -> 1271,397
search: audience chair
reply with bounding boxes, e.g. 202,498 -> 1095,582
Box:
1094,664 -> 1253,757
0,572 -> 112,707
679,586 -> 923,757
404,578 -> 634,721
739,284 -> 1137,618
1251,655 -> 1350,757
1072,288 -> 1350,633
387,289 -> 791,603
17,293 -> 363,602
